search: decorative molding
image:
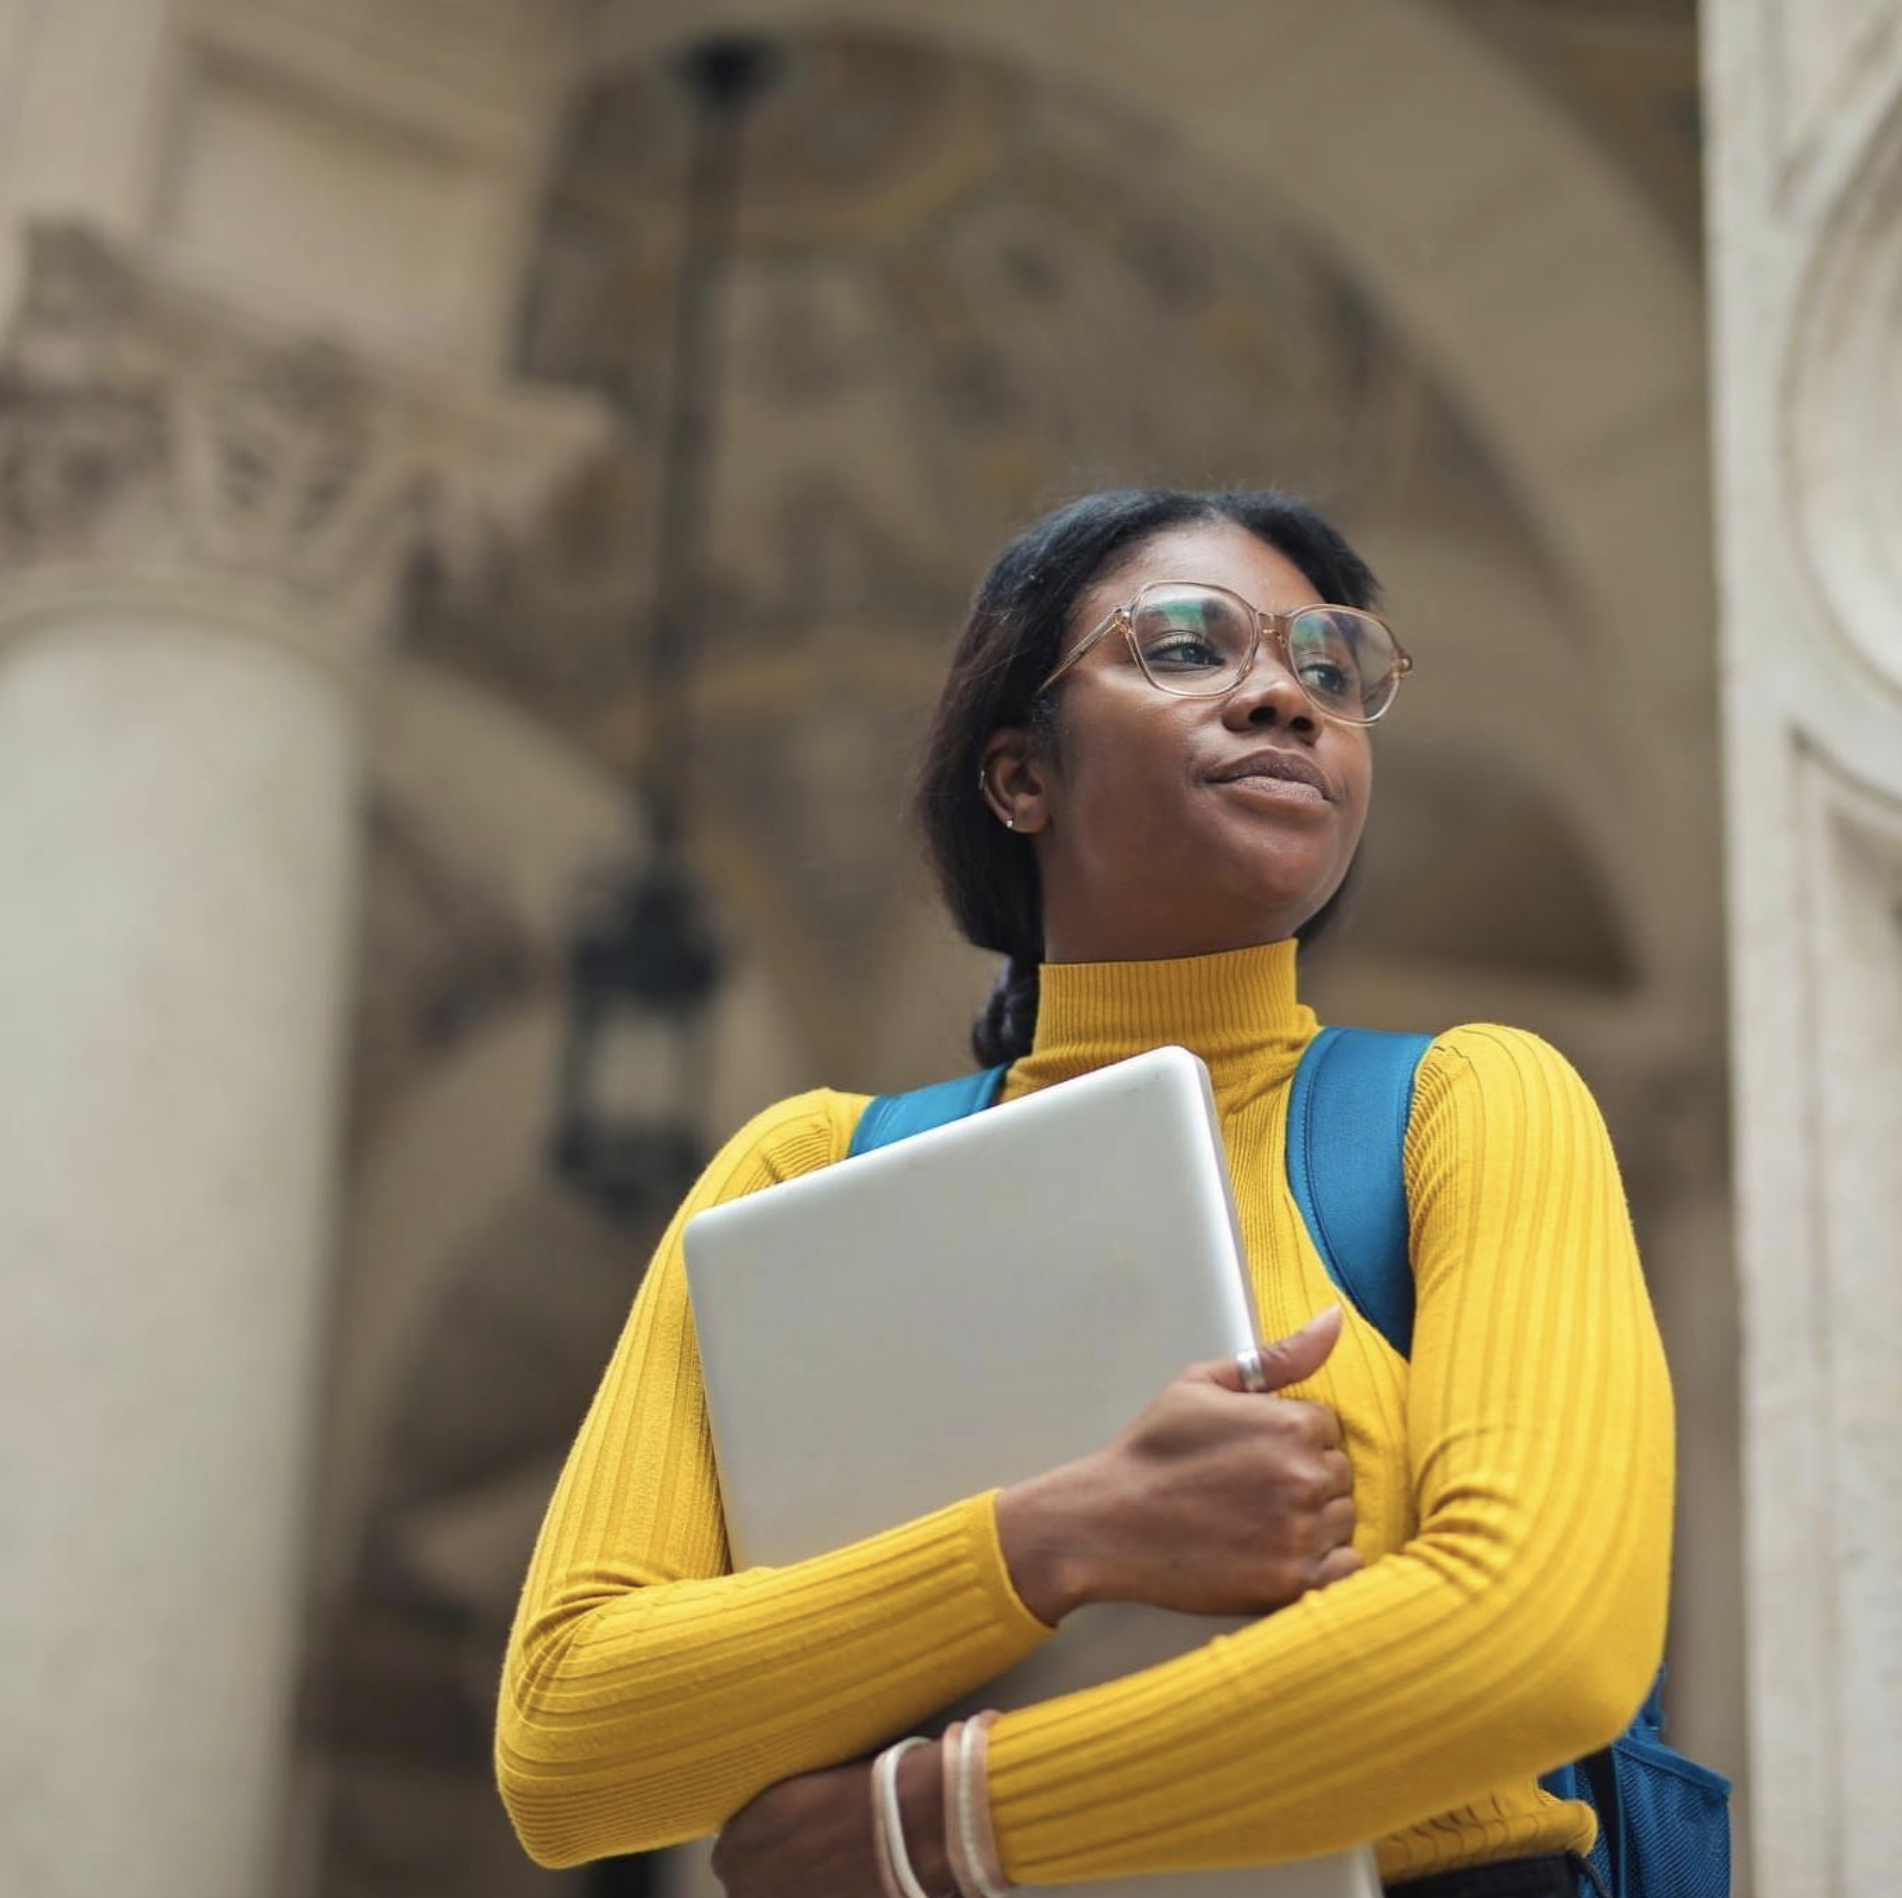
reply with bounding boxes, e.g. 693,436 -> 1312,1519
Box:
1765,0 -> 1900,197
1786,91 -> 1902,701
1786,738 -> 1902,1889
0,221 -> 608,654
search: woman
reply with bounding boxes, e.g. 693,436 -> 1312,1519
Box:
496,490 -> 1673,1897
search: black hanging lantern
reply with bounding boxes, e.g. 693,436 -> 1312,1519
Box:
550,848 -> 724,1221
550,34 -> 779,1226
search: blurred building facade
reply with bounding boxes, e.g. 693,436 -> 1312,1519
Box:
0,2 -> 1893,1896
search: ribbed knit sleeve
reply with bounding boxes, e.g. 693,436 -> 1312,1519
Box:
494,1089 -> 1053,1869
981,1025 -> 1675,1883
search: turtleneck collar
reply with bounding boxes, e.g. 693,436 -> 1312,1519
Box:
1003,938 -> 1318,1107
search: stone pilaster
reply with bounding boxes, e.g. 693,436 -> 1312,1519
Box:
1703,5 -> 1902,1892
0,222 -> 602,1898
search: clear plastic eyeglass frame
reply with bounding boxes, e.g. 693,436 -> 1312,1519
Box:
1036,580 -> 1413,726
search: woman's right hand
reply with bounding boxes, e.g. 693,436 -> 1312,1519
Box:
994,1306 -> 1360,1623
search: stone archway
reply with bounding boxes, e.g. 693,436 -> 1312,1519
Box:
578,0 -> 1713,936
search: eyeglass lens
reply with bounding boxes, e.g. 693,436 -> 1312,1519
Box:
1129,584 -> 1400,720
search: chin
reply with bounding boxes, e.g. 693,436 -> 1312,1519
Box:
1221,845 -> 1349,929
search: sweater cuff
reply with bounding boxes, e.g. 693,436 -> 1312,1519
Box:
970,1488 -> 1061,1640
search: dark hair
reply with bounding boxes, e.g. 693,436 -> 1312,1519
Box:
913,488 -> 1381,1067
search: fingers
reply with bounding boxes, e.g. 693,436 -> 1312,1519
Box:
1252,1304 -> 1343,1390
1253,1514 -> 1361,1614
1201,1305 -> 1344,1394
1317,1493 -> 1356,1549
1313,1544 -> 1365,1588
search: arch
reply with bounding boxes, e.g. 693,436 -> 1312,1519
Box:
573,0 -> 1715,1008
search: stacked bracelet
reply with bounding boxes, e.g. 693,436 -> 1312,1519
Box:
872,1736 -> 935,1898
874,1715 -> 1014,1898
944,1713 -> 1013,1898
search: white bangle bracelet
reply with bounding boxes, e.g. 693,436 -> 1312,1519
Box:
874,1736 -> 936,1898
955,1716 -> 1014,1898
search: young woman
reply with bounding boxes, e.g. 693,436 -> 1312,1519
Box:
497,490 -> 1673,1898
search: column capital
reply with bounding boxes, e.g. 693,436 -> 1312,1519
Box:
0,222 -> 608,668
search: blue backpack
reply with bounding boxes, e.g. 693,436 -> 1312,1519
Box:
848,1026 -> 1731,1898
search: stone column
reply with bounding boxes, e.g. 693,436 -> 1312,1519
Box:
1702,7 -> 1902,1894
0,225 -> 600,1898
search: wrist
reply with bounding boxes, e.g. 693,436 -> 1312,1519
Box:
895,1740 -> 952,1894
994,1463 -> 1096,1624
877,1718 -> 1015,1898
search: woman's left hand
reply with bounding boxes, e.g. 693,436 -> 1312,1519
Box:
713,1749 -> 946,1898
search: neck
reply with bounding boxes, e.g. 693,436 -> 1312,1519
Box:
1040,919 -> 1296,962
1034,854 -> 1316,965
1004,938 -> 1317,1104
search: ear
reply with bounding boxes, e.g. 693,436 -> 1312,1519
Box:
978,727 -> 1053,835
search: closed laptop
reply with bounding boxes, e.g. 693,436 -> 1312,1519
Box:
684,1046 -> 1380,1898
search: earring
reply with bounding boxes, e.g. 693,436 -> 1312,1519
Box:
980,768 -> 1018,831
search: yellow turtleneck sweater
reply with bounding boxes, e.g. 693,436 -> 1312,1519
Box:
496,942 -> 1673,1885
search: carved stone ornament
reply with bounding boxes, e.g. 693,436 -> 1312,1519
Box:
1787,95 -> 1902,699
0,223 -> 607,650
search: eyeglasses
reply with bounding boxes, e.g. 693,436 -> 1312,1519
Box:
1037,580 -> 1412,726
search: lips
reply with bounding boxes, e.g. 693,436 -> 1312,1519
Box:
1209,750 -> 1334,801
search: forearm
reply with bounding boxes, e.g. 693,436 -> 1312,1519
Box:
981,1027 -> 1675,1882
496,1089 -> 1061,1866
498,1490 -> 1050,1866
985,1477 -> 1668,1880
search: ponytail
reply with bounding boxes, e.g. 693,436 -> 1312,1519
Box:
971,956 -> 1042,1067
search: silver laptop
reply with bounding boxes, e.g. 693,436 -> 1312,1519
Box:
685,1046 -> 1380,1898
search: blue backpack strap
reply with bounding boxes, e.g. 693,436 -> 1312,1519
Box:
847,1064 -> 1010,1158
1284,1025 -> 1434,1358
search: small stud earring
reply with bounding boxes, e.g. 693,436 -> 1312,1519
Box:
1005,815 -> 1016,831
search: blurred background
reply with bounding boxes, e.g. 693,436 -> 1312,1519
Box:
6,2 -> 1899,1896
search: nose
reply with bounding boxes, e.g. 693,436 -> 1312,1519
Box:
1220,652 -> 1319,739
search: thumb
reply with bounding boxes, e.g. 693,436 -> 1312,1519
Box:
1243,1304 -> 1343,1393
